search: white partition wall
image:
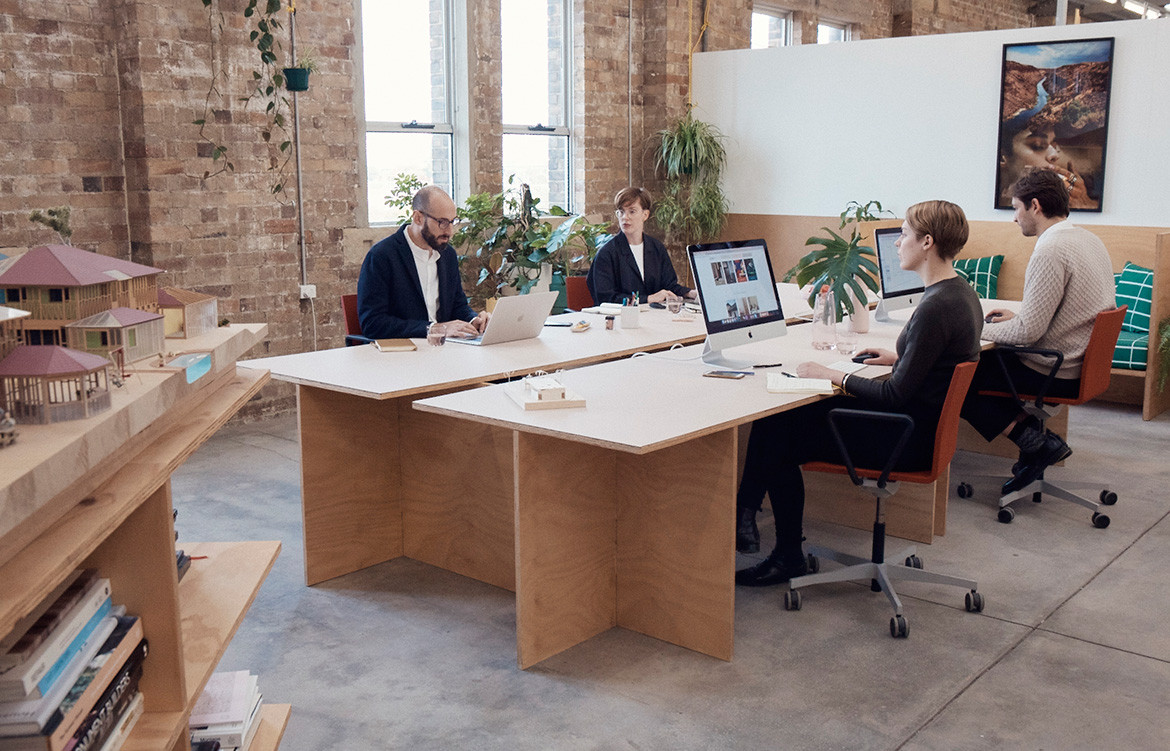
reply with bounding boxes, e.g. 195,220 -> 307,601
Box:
692,18 -> 1170,225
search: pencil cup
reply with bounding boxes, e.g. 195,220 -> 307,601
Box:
621,304 -> 640,329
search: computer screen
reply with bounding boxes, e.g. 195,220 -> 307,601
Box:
687,239 -> 787,367
873,226 -> 924,321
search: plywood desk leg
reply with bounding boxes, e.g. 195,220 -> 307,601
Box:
615,429 -> 736,661
514,432 -> 617,669
297,385 -> 402,586
400,408 -> 517,591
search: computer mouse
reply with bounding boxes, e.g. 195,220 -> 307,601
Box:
649,302 -> 666,309
851,353 -> 878,363
985,314 -> 998,323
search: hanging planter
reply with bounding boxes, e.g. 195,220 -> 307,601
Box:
283,67 -> 310,91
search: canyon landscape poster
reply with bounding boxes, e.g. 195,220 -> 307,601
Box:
995,38 -> 1114,212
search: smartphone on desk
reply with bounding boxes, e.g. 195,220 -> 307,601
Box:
703,370 -> 748,379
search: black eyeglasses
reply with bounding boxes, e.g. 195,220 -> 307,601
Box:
419,210 -> 456,231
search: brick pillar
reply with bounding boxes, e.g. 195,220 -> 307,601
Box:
467,0 -> 502,195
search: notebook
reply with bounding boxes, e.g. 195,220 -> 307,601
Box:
766,373 -> 836,394
447,291 -> 559,346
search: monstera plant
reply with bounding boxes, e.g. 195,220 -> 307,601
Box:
786,200 -> 891,322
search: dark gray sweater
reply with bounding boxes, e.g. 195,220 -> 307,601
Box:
847,275 -> 983,433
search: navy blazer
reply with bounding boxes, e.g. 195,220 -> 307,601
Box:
586,233 -> 690,304
357,224 -> 477,338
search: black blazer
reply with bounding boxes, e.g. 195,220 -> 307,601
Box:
357,224 -> 477,338
586,233 -> 690,304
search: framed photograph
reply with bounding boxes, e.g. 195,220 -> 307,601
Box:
994,37 -> 1114,212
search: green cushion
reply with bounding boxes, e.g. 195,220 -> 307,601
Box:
953,255 -> 1004,299
1115,261 -> 1153,334
1112,330 -> 1148,370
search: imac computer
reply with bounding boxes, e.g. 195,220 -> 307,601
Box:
872,226 -> 924,322
687,239 -> 787,368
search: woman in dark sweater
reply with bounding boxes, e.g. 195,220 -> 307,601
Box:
736,200 -> 984,586
586,187 -> 697,305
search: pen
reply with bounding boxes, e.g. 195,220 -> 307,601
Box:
781,371 -> 798,378
752,362 -> 784,369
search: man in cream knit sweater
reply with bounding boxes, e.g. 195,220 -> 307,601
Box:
961,169 -> 1114,493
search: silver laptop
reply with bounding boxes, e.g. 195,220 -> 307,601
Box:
447,291 -> 558,346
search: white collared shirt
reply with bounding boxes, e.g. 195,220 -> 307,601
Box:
405,227 -> 440,323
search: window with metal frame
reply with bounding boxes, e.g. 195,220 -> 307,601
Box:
751,4 -> 793,48
361,0 -> 456,225
501,0 -> 571,210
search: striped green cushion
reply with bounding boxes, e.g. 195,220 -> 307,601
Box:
953,255 -> 1003,299
1115,261 -> 1153,333
1112,330 -> 1148,370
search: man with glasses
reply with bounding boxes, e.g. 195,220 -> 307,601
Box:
358,185 -> 488,339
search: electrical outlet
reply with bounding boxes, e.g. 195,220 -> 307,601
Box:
299,284 -> 317,300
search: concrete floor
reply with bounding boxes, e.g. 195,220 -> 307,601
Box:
171,400 -> 1170,750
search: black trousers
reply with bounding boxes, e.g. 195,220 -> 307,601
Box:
960,351 -> 1080,442
737,397 -> 934,559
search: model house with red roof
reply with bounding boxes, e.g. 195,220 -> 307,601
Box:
0,244 -> 163,347
0,345 -> 112,425
65,306 -> 165,363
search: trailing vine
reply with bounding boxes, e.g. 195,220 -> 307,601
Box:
193,0 -> 295,196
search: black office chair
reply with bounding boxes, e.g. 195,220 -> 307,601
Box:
956,306 -> 1126,526
786,361 -> 984,638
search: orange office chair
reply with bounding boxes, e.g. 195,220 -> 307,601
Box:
341,293 -> 373,346
565,275 -> 594,311
955,306 -> 1126,527
785,361 -> 983,638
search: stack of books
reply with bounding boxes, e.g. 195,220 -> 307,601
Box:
188,671 -> 263,751
0,570 -> 148,751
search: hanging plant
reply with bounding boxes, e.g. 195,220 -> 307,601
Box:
193,0 -> 295,196
653,109 -> 729,248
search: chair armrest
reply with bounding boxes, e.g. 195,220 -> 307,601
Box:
986,345 -> 1063,410
824,408 -> 914,490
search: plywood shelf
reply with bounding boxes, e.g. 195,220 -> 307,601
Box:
0,366 -> 270,636
180,541 -> 281,700
0,326 -> 287,751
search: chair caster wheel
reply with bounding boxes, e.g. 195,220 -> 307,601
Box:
1100,490 -> 1117,506
784,589 -> 802,611
889,614 -> 909,638
997,507 -> 1015,524
904,555 -> 923,569
1031,491 -> 1043,503
806,554 -> 820,574
956,482 -> 972,499
1092,512 -> 1110,529
965,590 -> 985,612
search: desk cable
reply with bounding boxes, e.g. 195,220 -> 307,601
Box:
629,343 -> 703,361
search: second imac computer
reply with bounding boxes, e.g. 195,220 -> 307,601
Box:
687,239 -> 787,368
873,225 -> 925,322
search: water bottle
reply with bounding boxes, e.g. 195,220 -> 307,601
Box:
811,284 -> 837,351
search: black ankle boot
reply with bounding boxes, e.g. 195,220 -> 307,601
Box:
735,551 -> 808,587
736,507 -> 760,553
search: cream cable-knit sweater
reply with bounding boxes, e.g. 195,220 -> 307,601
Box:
982,220 -> 1114,379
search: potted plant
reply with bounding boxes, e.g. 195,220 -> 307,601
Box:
785,200 -> 892,324
653,109 -> 729,262
451,177 -> 609,312
283,47 -> 317,92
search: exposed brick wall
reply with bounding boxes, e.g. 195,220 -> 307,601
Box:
0,0 -> 1038,420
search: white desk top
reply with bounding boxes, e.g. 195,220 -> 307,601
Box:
240,310 -> 707,400
413,297 -> 1017,454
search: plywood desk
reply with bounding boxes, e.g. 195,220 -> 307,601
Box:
414,302 -> 1013,668
239,310 -> 707,588
412,323 -> 898,667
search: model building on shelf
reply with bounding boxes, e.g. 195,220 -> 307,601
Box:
0,244 -> 222,423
